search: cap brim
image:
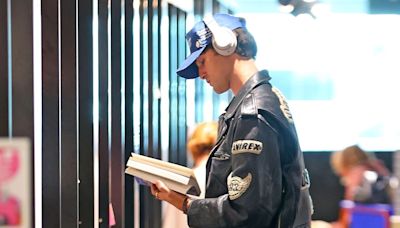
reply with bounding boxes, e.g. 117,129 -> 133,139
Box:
176,45 -> 207,79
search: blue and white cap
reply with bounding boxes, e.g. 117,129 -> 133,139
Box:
176,13 -> 247,79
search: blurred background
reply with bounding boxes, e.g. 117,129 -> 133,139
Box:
0,0 -> 399,227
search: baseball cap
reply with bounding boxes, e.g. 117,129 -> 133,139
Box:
176,13 -> 247,79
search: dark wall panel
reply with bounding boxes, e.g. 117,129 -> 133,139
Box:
139,1 -> 150,227
138,1 -> 161,227
148,0 -> 162,226
177,10 -> 187,166
168,5 -> 188,166
60,0 -> 78,226
98,0 -> 110,227
110,0 -> 125,227
168,5 -> 179,165
124,0 -> 135,227
42,0 -> 61,227
11,0 -> 34,138
78,0 -> 94,226
0,0 -> 9,136
304,152 -> 343,222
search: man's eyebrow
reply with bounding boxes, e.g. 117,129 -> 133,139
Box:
195,58 -> 202,67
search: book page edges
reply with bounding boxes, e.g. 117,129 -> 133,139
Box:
125,167 -> 196,195
129,153 -> 195,177
126,160 -> 189,184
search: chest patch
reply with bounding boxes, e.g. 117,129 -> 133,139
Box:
271,87 -> 293,123
227,172 -> 252,200
231,140 -> 263,155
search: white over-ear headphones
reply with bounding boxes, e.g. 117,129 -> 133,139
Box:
203,15 -> 237,56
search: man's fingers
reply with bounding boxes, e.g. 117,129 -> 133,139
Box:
150,183 -> 158,195
150,183 -> 161,199
154,180 -> 166,190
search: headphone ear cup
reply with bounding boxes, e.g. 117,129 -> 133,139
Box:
203,15 -> 237,56
211,27 -> 237,56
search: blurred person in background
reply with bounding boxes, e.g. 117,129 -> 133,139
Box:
162,121 -> 218,228
330,144 -> 396,228
331,145 -> 391,203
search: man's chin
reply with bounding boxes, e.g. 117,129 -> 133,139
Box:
213,87 -> 229,94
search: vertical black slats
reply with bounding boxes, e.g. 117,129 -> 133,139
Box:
139,1 -> 155,228
132,0 -> 143,226
110,0 -> 125,227
168,4 -> 188,165
78,0 -> 94,226
60,0 -> 78,226
147,0 -> 158,159
155,0 -> 162,159
3,0 -> 211,227
148,0 -> 162,226
0,0 -> 9,136
10,0 -> 35,225
124,0 -> 135,227
152,0 -> 161,161
147,0 -> 154,162
168,5 -> 179,165
11,0 -> 34,136
147,0 -> 161,160
177,10 -> 187,165
139,0 -> 149,157
98,0 -> 110,227
139,1 -> 148,227
42,0 -> 61,227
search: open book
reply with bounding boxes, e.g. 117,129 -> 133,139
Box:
125,153 -> 201,196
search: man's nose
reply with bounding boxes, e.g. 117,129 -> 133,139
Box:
198,68 -> 206,79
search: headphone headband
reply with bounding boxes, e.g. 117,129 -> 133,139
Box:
203,15 -> 237,56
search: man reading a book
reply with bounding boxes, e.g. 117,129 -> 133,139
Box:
150,13 -> 313,228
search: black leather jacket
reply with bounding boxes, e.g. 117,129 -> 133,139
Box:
187,70 -> 313,228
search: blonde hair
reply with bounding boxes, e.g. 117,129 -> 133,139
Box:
331,145 -> 370,176
187,122 -> 218,162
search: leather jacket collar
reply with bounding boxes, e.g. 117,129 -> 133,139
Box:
224,70 -> 271,120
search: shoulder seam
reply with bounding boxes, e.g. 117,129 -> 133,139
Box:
240,93 -> 258,116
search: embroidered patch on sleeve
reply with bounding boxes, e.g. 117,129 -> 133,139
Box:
227,172 -> 252,200
231,140 -> 263,155
271,87 -> 293,123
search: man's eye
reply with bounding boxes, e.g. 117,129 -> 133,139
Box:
196,59 -> 205,67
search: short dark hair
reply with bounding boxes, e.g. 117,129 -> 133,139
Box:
234,27 -> 257,59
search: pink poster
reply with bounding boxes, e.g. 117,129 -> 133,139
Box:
0,138 -> 31,228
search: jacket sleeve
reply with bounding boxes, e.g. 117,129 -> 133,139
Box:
187,115 -> 283,228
